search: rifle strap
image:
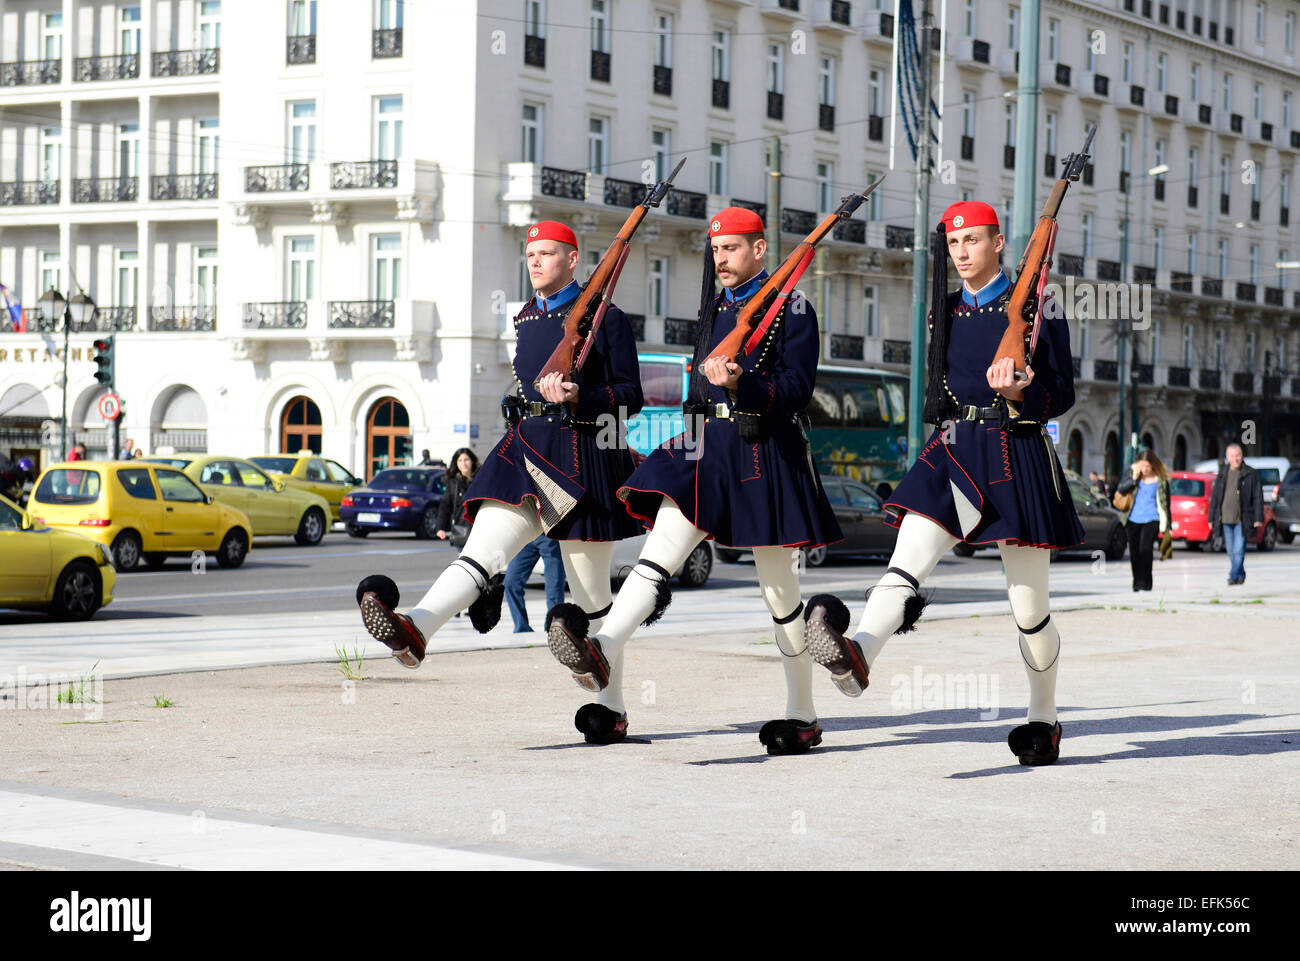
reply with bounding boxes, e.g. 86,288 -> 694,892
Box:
743,245 -> 816,355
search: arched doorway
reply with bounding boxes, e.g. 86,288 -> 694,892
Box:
366,396 -> 411,479
1067,429 -> 1083,474
1104,430 -> 1119,484
1205,436 -> 1219,461
1174,434 -> 1188,470
1141,431 -> 1155,453
281,396 -> 322,454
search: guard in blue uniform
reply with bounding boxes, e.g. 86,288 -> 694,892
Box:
804,200 -> 1083,766
356,220 -> 644,688
544,206 -> 843,755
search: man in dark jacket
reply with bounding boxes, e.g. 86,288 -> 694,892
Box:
1208,443 -> 1264,585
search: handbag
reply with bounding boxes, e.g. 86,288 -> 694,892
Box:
1112,490 -> 1133,512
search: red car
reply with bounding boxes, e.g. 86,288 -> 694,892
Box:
1169,471 -> 1279,551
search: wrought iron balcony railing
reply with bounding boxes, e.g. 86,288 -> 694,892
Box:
1170,271 -> 1193,292
885,225 -> 914,249
1235,282 -> 1257,302
1134,265 -> 1157,284
1057,253 -> 1085,276
0,59 -> 61,86
331,160 -> 398,189
1232,372 -> 1255,393
664,317 -> 699,346
150,306 -> 216,331
0,180 -> 60,206
1201,278 -> 1223,297
1199,368 -> 1221,390
712,78 -> 730,109
1136,363 -> 1154,384
540,166 -> 586,200
1168,365 -> 1191,387
831,334 -> 864,360
524,35 -> 545,68
152,48 -> 219,77
590,49 -> 611,82
666,188 -> 707,219
767,90 -> 784,121
373,28 -> 403,58
819,103 -> 835,131
731,199 -> 767,222
1096,259 -> 1122,281
74,53 -> 139,82
73,177 -> 138,203
1093,359 -> 1119,381
1265,286 -> 1285,306
86,307 -> 137,332
603,177 -> 643,209
243,302 -> 307,329
151,173 -> 218,200
246,164 -> 309,192
625,313 -> 646,341
653,64 -> 672,96
882,339 -> 911,364
781,208 -> 817,234
287,34 -> 316,64
832,218 -> 866,243
329,301 -> 395,328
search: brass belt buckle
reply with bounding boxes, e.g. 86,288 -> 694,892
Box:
715,402 -> 731,419
960,405 -> 978,422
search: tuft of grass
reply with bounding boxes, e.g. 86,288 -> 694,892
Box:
336,642 -> 366,680
56,660 -> 100,705
153,695 -> 175,708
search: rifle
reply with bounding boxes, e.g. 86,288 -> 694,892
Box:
704,178 -> 886,365
994,124 -> 1096,381
534,158 -> 686,390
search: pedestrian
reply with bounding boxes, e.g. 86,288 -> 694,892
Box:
503,534 -> 567,633
543,206 -> 842,754
67,443 -> 86,462
1114,448 -> 1171,591
355,220 -> 644,704
803,200 -> 1083,766
1208,443 -> 1264,585
434,447 -> 479,543
418,449 -> 434,466
1089,470 -> 1107,496
122,438 -> 136,459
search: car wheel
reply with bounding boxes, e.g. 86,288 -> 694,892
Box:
952,542 -> 977,557
216,528 -> 249,568
1186,539 -> 1204,551
294,507 -> 326,546
677,543 -> 712,588
142,553 -> 168,568
1259,522 -> 1278,552
714,547 -> 741,564
50,561 -> 100,621
1105,525 -> 1127,561
1280,530 -> 1295,545
110,530 -> 142,571
346,523 -> 369,538
414,506 -> 438,540
1211,530 -> 1225,553
801,545 -> 828,568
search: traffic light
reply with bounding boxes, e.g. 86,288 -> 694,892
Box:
92,336 -> 114,387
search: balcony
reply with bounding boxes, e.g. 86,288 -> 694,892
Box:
971,39 -> 990,63
1251,199 -> 1260,220
591,49 -> 611,82
730,199 -> 767,222
1230,113 -> 1243,133
762,0 -> 805,20
1154,178 -> 1165,201
1236,282 -> 1257,303
767,90 -> 784,121
287,34 -> 316,65
0,59 -> 61,86
1053,63 -> 1072,88
1199,368 -> 1221,390
664,317 -> 699,346
1219,194 -> 1230,215
1134,265 -> 1157,284
1003,144 -> 1016,169
1293,131 -> 1300,149
1057,253 -> 1085,276
73,177 -> 138,203
1263,375 -> 1282,396
329,301 -> 395,328
1196,103 -> 1212,125
539,165 -> 586,200
246,164 -> 309,193
243,302 -> 307,329
624,314 -> 646,341
868,114 -> 884,141
1096,259 -> 1122,281
1164,94 -> 1179,116
74,53 -> 139,82
1128,84 -> 1146,108
1092,73 -> 1109,97
1265,286 -> 1284,307
1201,278 -> 1223,298
373,28 -> 403,59
712,78 -> 730,109
1232,372 -> 1255,393
1119,170 -> 1130,194
88,307 -> 136,332
862,10 -> 894,43
960,135 -> 974,161
1168,365 -> 1191,387
149,306 -> 216,332
831,334 -> 864,360
524,34 -> 545,68
1170,271 -> 1193,292
1187,186 -> 1198,207
1093,359 -> 1118,381
832,218 -> 866,244
152,48 -> 219,77
882,339 -> 911,365
1043,153 -> 1056,177
151,173 -> 218,200
1136,364 -> 1154,384
782,208 -> 817,234
604,176 -> 644,209
0,180 -> 59,206
653,64 -> 672,96
665,188 -> 707,220
331,160 -> 398,189
885,225 -> 914,250
819,103 -> 835,131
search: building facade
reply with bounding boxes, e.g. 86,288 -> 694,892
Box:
1,0 -> 1297,482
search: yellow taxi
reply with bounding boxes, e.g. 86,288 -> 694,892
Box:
0,491 -> 116,619
141,455 -> 332,544
26,461 -> 252,572
247,453 -> 360,523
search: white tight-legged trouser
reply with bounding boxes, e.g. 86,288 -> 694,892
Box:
588,499 -> 815,723
851,511 -> 1061,725
406,500 -> 614,642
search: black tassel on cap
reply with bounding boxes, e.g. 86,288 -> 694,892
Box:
922,222 -> 955,427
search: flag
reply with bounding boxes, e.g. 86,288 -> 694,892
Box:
0,284 -> 21,331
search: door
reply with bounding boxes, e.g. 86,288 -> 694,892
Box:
196,459 -> 249,522
232,460 -> 283,534
819,477 -> 857,550
845,482 -> 893,554
114,466 -> 164,551
154,468 -> 219,550
0,498 -> 47,602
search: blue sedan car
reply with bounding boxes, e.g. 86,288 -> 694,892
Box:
340,468 -> 447,539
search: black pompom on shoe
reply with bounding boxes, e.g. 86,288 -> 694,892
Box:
545,602 -> 589,640
575,703 -> 628,744
805,593 -> 850,634
804,594 -> 868,697
896,591 -> 929,634
356,574 -> 400,611
1008,721 -> 1063,766
467,572 -> 505,634
758,719 -> 824,755
547,603 -> 610,692
641,576 -> 673,627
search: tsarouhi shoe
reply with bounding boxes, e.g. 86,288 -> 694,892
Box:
356,574 -> 425,669
1007,720 -> 1063,766
803,594 -> 869,697
545,603 -> 610,692
575,703 -> 628,744
758,719 -> 824,755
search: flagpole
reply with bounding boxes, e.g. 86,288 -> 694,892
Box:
907,0 -> 935,469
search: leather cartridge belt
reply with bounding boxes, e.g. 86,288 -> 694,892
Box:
501,396 -> 568,424
684,401 -> 737,421
956,404 -> 1004,423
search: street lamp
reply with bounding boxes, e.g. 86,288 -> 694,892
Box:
1117,162 -> 1170,469
38,286 -> 98,459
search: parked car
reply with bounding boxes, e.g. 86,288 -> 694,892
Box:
28,461 -> 252,571
248,453 -> 361,523
1192,457 -> 1291,505
528,535 -> 715,589
0,491 -> 116,619
1170,470 -> 1279,552
1273,465 -> 1300,544
140,456 -> 331,545
339,467 -> 447,538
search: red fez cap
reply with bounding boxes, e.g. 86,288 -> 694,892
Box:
707,206 -> 765,237
526,220 -> 578,248
940,201 -> 999,233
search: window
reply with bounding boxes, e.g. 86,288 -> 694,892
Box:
870,71 -> 884,116
1155,138 -> 1166,170
651,128 -> 671,180
1156,52 -> 1167,92
1004,101 -> 1016,146
654,13 -> 672,67
1153,226 -> 1165,269
1122,42 -> 1133,83
374,95 -> 403,161
711,30 -> 729,82
198,1 -> 222,49
1219,155 -> 1231,195
116,250 -> 138,308
709,140 -> 728,194
1287,10 -> 1296,51
1283,91 -> 1292,130
288,101 -> 316,163
117,123 -> 140,178
372,234 -> 401,300
587,116 -> 608,174
1190,62 -> 1200,102
1119,130 -> 1131,174
1186,232 -> 1198,273
40,127 -> 61,181
816,161 -> 834,212
1187,148 -> 1199,192
590,0 -> 609,54
117,469 -> 156,500
199,460 -> 240,486
1183,322 -> 1196,367
1082,213 -> 1093,257
767,43 -> 784,94
1255,0 -> 1266,43
1249,243 -> 1259,283
521,103 -> 542,163
863,285 -> 878,337
40,250 -> 61,296
1222,73 -> 1233,112
1079,316 -> 1091,359
1247,330 -> 1257,370
289,0 -> 316,35
119,6 -> 141,56
1085,28 -> 1096,72
964,0 -> 975,37
1218,238 -> 1229,277
1279,249 -> 1290,288
41,12 -> 63,60
866,171 -> 882,220
195,247 -> 218,308
819,57 -> 836,107
1007,6 -> 1019,48
1253,82 -> 1263,121
236,462 -> 276,491
197,118 -> 219,175
961,90 -> 974,136
648,256 -> 667,316
326,460 -> 357,485
1152,320 -> 1161,365
1045,112 -> 1057,157
1048,19 -> 1059,61
376,0 -> 402,30
287,236 -> 316,301
156,469 -> 206,503
525,0 -> 545,38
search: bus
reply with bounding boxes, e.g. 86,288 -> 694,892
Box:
627,353 -> 910,486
